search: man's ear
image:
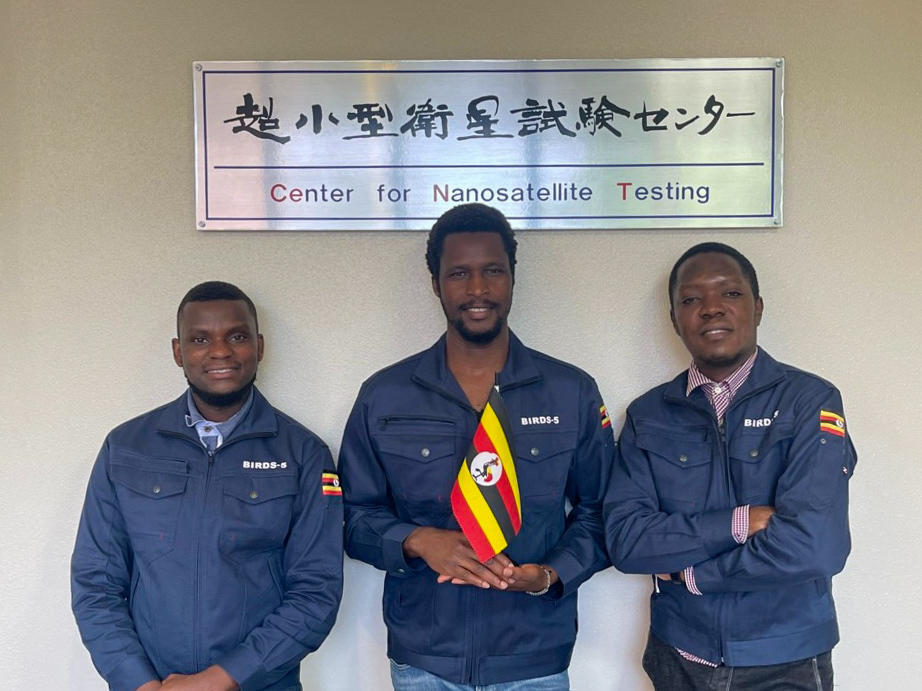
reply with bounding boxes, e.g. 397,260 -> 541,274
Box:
257,333 -> 265,362
432,276 -> 441,298
171,338 -> 183,368
754,296 -> 764,327
669,309 -> 679,336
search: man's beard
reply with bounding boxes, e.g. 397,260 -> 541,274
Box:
450,315 -> 505,344
699,350 -> 747,371
187,374 -> 256,409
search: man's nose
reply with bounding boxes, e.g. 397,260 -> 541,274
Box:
467,273 -> 488,295
700,294 -> 725,317
207,339 -> 232,357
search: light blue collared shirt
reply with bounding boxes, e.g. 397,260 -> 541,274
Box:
184,388 -> 254,452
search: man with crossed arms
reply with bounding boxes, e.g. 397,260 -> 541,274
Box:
605,243 -> 856,690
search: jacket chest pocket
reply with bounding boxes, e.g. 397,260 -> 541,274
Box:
635,427 -> 713,512
110,454 -> 190,562
514,432 -> 575,509
729,424 -> 793,505
221,474 -> 299,555
374,416 -> 458,521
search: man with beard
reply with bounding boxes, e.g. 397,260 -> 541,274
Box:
604,243 -> 856,690
339,203 -> 614,690
72,281 -> 343,691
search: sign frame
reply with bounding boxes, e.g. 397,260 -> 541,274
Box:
194,58 -> 784,231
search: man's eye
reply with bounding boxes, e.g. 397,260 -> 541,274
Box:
485,268 -> 505,276
191,337 -> 208,344
681,297 -> 698,305
448,271 -> 468,279
725,291 -> 742,297
229,334 -> 248,343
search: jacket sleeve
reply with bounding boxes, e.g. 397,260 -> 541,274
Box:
690,386 -> 855,593
71,439 -> 161,691
339,388 -> 423,577
215,436 -> 344,690
543,377 -> 616,597
603,412 -> 741,575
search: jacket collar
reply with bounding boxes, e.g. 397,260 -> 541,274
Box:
155,386 -> 278,440
664,347 -> 786,407
412,330 -> 542,405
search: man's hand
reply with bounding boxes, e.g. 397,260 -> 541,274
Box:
403,527 -> 510,589
160,666 -> 238,691
440,558 -> 559,594
655,571 -> 684,583
500,563 -> 559,593
748,505 -> 776,537
136,682 -> 162,691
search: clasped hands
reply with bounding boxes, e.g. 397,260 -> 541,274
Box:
135,665 -> 238,691
403,526 -> 556,592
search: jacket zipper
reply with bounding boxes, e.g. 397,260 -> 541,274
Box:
193,446 -> 214,671
670,375 -> 783,666
717,417 -> 728,663
157,429 -> 273,671
465,404 -> 482,684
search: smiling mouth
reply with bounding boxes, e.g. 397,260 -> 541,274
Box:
701,327 -> 732,337
462,301 -> 496,312
205,367 -> 238,375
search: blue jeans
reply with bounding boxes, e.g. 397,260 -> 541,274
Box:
642,632 -> 834,691
389,659 -> 570,691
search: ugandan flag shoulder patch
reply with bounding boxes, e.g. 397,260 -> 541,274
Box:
819,410 -> 846,437
322,471 -> 342,496
600,404 -> 611,429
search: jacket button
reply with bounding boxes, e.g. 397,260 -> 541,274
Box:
397,568 -> 406,574
678,454 -> 687,463
820,438 -> 827,445
249,490 -> 259,499
420,447 -> 430,458
530,447 -> 540,456
152,485 -> 161,494
749,449 -> 759,458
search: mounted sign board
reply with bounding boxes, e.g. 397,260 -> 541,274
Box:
194,58 -> 783,230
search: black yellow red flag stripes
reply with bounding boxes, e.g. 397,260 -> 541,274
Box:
451,386 -> 522,563
820,410 -> 846,437
322,472 -> 342,496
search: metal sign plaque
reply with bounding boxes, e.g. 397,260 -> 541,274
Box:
194,58 -> 783,230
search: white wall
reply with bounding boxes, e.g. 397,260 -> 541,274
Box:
2,1 -> 920,688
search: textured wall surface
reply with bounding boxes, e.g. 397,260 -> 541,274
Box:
2,1 -> 920,688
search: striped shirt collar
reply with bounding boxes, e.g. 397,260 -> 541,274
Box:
686,348 -> 759,400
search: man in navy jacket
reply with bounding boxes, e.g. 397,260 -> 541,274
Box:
339,204 -> 614,689
604,243 -> 856,690
72,282 -> 343,691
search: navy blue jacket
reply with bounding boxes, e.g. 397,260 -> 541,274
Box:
339,333 -> 614,685
71,388 -> 343,691
604,349 -> 856,666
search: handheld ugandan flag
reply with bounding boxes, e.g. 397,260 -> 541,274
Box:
451,384 -> 522,563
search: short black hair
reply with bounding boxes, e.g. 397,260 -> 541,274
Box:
668,242 -> 760,307
426,203 -> 517,279
176,281 -> 258,334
